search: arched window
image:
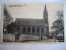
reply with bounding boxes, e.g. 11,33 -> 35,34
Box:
37,27 -> 39,33
41,28 -> 44,33
32,27 -> 35,33
28,27 -> 30,32
23,27 -> 26,34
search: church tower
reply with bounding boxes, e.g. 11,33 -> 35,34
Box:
43,4 -> 48,25
43,5 -> 49,38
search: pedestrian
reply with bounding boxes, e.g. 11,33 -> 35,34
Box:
15,31 -> 19,42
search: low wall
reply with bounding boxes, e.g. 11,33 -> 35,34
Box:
3,34 -> 15,42
19,34 -> 40,41
3,34 -> 47,42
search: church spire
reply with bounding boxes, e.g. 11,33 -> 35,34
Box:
44,4 -> 47,11
43,4 -> 48,25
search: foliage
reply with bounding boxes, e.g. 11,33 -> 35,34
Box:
51,11 -> 64,35
3,5 -> 13,27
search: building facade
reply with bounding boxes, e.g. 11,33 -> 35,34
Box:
7,5 -> 49,39
15,5 -> 49,39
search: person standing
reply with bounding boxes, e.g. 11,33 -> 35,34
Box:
15,31 -> 19,42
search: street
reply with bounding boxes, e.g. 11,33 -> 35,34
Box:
3,34 -> 59,42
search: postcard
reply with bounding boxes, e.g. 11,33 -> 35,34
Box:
0,3 -> 64,43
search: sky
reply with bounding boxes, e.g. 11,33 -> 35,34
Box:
2,3 -> 63,32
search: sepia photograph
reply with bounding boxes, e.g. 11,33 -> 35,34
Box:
2,3 -> 64,43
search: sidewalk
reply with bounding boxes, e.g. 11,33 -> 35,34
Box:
20,38 -> 59,43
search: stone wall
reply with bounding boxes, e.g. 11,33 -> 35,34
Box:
3,34 -> 47,42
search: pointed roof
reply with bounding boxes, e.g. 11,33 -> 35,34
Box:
15,18 -> 45,26
44,4 -> 47,11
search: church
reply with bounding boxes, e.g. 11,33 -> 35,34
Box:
7,5 -> 49,39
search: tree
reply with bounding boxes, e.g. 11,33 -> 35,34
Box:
3,5 -> 13,33
51,11 -> 64,37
